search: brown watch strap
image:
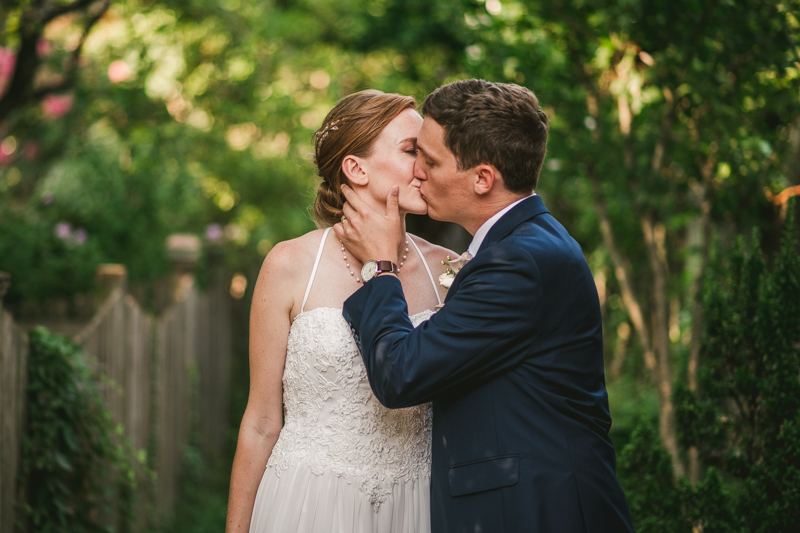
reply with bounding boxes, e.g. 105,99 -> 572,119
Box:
375,260 -> 398,274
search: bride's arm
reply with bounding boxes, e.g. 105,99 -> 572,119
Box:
226,245 -> 296,533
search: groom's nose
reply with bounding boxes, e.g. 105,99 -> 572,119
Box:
413,157 -> 427,181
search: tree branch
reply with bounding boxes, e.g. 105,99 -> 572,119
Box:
684,122 -> 718,484
586,164 -> 656,375
41,0 -> 98,24
34,0 -> 110,97
651,87 -> 675,174
0,0 -> 110,122
641,213 -> 685,478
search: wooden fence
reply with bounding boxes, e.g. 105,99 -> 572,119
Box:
0,245 -> 232,530
0,273 -> 29,533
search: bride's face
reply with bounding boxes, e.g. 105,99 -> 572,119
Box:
360,109 -> 426,215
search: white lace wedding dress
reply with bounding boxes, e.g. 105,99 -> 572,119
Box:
249,228 -> 440,533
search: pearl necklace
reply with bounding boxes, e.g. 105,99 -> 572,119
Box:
340,235 -> 411,283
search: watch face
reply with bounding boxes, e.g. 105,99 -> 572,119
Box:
361,260 -> 377,281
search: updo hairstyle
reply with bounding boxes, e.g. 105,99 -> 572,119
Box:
313,90 -> 416,227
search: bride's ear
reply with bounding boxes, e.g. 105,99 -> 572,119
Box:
473,164 -> 498,196
342,155 -> 369,186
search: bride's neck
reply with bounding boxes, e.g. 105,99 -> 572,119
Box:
339,215 -> 409,265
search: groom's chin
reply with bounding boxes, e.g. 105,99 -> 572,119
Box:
421,201 -> 450,222
426,209 -> 447,222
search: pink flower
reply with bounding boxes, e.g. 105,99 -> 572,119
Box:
0,48 -> 15,96
23,142 -> 39,160
55,222 -> 72,240
41,94 -> 74,119
206,223 -> 223,242
107,60 -> 131,84
73,228 -> 87,244
37,39 -> 52,58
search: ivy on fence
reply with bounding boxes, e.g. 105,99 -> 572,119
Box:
19,327 -> 143,533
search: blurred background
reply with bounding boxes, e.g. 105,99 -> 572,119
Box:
1,1 -> 799,532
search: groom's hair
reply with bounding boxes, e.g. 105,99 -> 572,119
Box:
422,80 -> 548,193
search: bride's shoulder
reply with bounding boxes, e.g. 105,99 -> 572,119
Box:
258,228 -> 329,282
408,234 -> 456,274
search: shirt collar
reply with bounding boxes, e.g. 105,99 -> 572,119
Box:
467,193 -> 536,257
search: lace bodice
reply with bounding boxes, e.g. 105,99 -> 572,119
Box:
267,306 -> 434,509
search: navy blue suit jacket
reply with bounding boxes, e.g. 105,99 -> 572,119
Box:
343,196 -> 634,533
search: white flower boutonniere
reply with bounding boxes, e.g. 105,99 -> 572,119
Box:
439,270 -> 456,289
439,252 -> 472,289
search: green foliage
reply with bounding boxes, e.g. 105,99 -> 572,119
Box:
680,203 -> 800,532
606,374 -> 659,452
20,327 -> 140,533
155,447 -> 230,533
619,419 -> 737,533
618,420 -> 686,533
620,202 -> 800,531
627,201 -> 800,532
4,0 -> 797,311
0,211 -> 103,306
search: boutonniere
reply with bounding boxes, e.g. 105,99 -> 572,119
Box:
439,252 -> 472,289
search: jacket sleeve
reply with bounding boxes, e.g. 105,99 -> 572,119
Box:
343,243 -> 542,408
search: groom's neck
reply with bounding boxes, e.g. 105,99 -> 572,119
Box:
462,191 -> 531,235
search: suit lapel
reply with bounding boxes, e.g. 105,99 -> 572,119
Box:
476,195 -> 550,255
444,196 -> 549,300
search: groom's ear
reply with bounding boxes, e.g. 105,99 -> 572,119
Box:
473,164 -> 500,196
342,155 -> 369,186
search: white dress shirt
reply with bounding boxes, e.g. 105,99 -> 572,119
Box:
466,194 -> 536,257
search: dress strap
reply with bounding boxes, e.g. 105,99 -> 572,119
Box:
407,234 -> 442,305
301,227 -> 331,313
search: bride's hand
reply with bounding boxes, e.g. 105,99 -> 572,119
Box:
334,184 -> 403,266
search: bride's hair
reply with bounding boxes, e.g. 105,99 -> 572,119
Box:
313,90 -> 416,227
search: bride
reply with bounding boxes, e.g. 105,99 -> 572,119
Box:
226,90 -> 453,533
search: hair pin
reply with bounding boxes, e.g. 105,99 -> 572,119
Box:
315,119 -> 343,149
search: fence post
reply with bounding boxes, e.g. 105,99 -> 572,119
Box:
154,234 -> 201,523
0,271 -> 8,533
166,234 -> 201,303
96,264 -> 127,305
0,272 -> 28,533
199,248 -> 231,460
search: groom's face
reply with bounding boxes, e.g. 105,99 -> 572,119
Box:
414,117 -> 473,223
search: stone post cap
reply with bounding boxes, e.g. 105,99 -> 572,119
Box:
96,264 -> 127,278
166,234 -> 202,266
96,264 -> 127,285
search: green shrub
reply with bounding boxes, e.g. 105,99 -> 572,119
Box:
618,420 -> 687,533
623,202 -> 800,532
0,212 -> 104,307
20,327 -> 139,533
686,203 -> 799,532
621,201 -> 800,532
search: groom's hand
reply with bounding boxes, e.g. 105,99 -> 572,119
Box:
334,184 -> 403,265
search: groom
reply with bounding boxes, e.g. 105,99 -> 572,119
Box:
335,80 -> 634,532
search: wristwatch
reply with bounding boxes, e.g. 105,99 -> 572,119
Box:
361,260 -> 398,282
